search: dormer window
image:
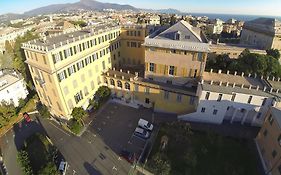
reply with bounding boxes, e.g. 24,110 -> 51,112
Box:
175,31 -> 181,40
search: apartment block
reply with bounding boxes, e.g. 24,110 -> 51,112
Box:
22,24 -> 122,119
144,20 -> 209,85
256,107 -> 281,175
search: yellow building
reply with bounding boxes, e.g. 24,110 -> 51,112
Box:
256,107 -> 281,175
22,24 -> 122,119
22,20 -> 209,119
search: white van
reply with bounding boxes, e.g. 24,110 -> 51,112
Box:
134,127 -> 150,139
138,118 -> 153,131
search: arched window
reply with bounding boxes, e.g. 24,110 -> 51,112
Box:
125,82 -> 130,90
117,80 -> 122,88
110,79 -> 115,86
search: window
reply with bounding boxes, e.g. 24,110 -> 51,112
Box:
190,96 -> 195,105
177,94 -> 182,102
64,48 -> 71,58
169,66 -> 175,75
145,98 -> 150,104
43,56 -> 47,64
125,82 -> 130,90
110,79 -> 115,86
85,56 -> 91,65
205,92 -> 210,100
102,61 -> 105,70
263,129 -> 268,136
91,81 -> 95,90
248,96 -> 253,104
145,87 -> 150,94
135,85 -> 139,92
269,115 -> 274,125
149,63 -> 155,72
217,94 -> 223,101
74,91 -> 83,104
231,93 -> 236,101
77,61 -> 84,70
175,33 -> 180,40
52,53 -> 61,63
57,71 -> 66,82
201,107 -> 206,113
272,150 -> 277,158
131,42 -> 137,47
185,35 -> 190,39
164,91 -> 169,100
117,80 -> 122,88
213,109 -> 218,115
84,86 -> 89,96
262,98 -> 267,106
68,65 -> 76,76
166,80 -> 172,84
127,31 -> 129,36
127,42 -> 130,47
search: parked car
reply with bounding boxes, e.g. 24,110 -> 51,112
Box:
58,160 -> 68,175
23,112 -> 31,123
134,127 -> 150,139
138,118 -> 153,131
120,150 -> 135,164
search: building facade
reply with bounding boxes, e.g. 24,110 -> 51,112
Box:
256,107 -> 281,175
179,70 -> 281,126
0,69 -> 29,107
240,18 -> 281,51
22,24 -> 122,119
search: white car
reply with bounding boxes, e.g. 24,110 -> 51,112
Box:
138,118 -> 153,131
134,127 -> 150,139
58,160 -> 68,175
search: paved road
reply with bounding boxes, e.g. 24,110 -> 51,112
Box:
40,118 -> 131,175
0,117 -> 46,175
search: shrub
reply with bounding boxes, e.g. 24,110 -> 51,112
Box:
37,102 -> 51,118
68,119 -> 83,135
17,150 -> 33,175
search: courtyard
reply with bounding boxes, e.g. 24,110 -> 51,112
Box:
146,122 -> 261,175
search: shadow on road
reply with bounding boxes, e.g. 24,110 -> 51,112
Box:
83,162 -> 102,175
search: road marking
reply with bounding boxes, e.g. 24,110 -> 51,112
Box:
49,122 -> 71,136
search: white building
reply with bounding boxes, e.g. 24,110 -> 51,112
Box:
0,69 -> 29,107
207,19 -> 224,34
179,70 -> 281,127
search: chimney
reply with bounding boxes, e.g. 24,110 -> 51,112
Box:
219,81 -> 222,86
60,42 -> 63,46
234,71 -> 237,75
263,86 -> 267,91
261,75 -> 263,79
210,69 -> 213,73
120,69 -> 122,72
273,76 -> 275,81
226,82 -> 229,87
241,72 -> 244,77
218,70 -> 222,74
66,40 -> 69,44
122,76 -> 124,80
227,70 -> 230,74
248,73 -> 251,77
254,73 -> 257,78
270,88 -> 273,93
135,72 -> 139,77
127,70 -> 130,74
256,86 -> 259,91
249,85 -> 252,90
114,74 -> 117,78
210,80 -> 213,85
278,77 -> 280,82
232,83 -> 236,88
241,84 -> 244,88
106,72 -> 109,76
277,89 -> 280,93
266,76 -> 269,80
53,44 -> 56,49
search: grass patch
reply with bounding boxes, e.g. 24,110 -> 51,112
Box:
146,122 -> 260,175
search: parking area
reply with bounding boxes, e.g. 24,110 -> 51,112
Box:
87,101 -> 155,159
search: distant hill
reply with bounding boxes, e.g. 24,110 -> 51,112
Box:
142,8 -> 182,14
23,0 -> 138,16
0,0 -> 183,23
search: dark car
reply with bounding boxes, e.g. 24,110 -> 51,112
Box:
23,112 -> 31,123
120,150 -> 135,164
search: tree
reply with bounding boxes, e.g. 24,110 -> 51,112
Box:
38,162 -> 58,175
71,20 -> 87,27
71,107 -> 88,123
17,150 -> 33,175
0,53 -> 13,69
266,49 -> 280,60
37,103 -> 51,118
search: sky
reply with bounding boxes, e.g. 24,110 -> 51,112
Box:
0,0 -> 281,16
